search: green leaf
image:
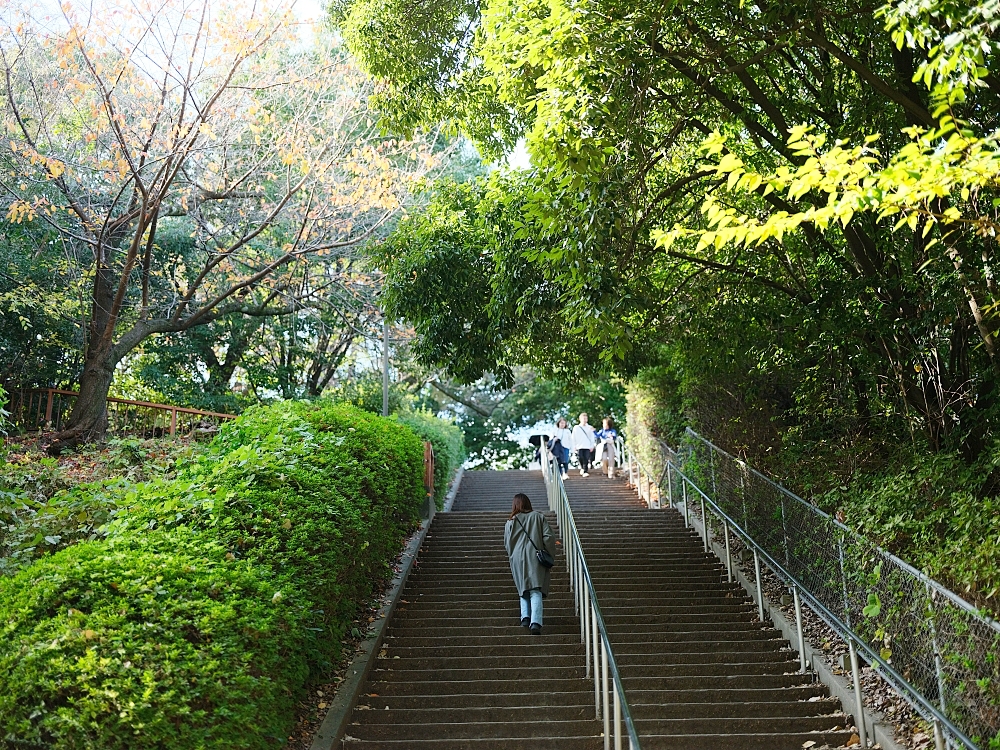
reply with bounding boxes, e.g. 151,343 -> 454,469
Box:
863,592 -> 882,618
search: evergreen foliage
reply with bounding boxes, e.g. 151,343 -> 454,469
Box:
0,401 -> 424,748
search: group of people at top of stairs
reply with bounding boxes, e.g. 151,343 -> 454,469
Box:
549,412 -> 618,479
504,492 -> 556,635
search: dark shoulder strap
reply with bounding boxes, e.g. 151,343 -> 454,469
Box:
513,514 -> 543,553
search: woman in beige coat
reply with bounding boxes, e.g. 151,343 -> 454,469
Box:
504,493 -> 556,635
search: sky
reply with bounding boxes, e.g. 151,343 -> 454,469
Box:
508,139 -> 532,170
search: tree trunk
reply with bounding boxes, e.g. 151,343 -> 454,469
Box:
50,252 -> 117,452
48,346 -> 115,453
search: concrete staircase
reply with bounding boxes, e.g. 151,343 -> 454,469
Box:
342,471 -> 601,748
341,469 -> 855,749
566,473 -> 856,749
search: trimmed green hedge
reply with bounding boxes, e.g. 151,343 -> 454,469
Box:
395,408 -> 465,507
0,401 -> 425,749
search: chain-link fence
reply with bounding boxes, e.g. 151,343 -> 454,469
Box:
632,428 -> 1000,750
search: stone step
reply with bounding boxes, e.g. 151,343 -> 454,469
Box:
348,719 -> 600,741
352,704 -> 596,724
339,471 -> 850,750
341,737 -> 602,749
639,732 -> 856,750
367,677 -> 592,696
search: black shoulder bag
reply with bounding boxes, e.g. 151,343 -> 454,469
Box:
514,514 -> 555,569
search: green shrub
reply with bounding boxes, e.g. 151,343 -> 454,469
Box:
0,477 -> 131,576
396,408 -> 465,507
321,372 -> 405,415
0,531 -> 308,750
1,439 -> 207,576
0,400 -> 425,748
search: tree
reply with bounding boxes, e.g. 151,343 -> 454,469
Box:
336,0 -> 1000,456
375,175 -> 654,385
1,0 -> 436,443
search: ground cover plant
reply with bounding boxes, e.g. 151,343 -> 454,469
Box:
0,436 -> 206,576
0,400 -> 426,749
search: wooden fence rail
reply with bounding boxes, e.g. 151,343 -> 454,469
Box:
8,388 -> 237,438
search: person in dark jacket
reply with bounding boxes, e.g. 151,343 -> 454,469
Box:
504,493 -> 556,635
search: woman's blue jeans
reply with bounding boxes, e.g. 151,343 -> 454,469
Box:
520,588 -> 543,625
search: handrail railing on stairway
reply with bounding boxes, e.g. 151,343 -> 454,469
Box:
540,442 -> 641,750
622,430 -> 999,750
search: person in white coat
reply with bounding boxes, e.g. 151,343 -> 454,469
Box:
572,413 -> 597,476
548,417 -> 573,479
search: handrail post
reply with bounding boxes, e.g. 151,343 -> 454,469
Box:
682,479 -> 689,527
584,582 -> 591,674
754,548 -> 764,622
602,635 -> 610,750
848,638 -> 868,748
793,585 -> 806,673
576,548 -> 583,620
614,683 -> 623,750
563,534 -> 580,614
593,602 -> 601,719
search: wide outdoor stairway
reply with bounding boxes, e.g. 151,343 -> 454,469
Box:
342,469 -> 856,749
566,473 -> 856,749
342,470 -> 602,748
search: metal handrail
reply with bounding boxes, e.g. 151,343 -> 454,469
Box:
686,428 -> 1000,629
624,429 -> 992,750
540,442 -> 641,750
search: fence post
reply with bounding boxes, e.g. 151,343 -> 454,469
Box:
754,548 -> 764,622
170,408 -> 177,437
793,585 -> 806,673
740,467 -> 748,530
709,445 -> 717,495
926,581 -> 947,750
44,388 -> 54,426
838,536 -> 851,628
666,462 -> 673,507
848,638 -> 869,748
700,495 -> 709,552
780,495 -> 791,568
724,519 -> 733,583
